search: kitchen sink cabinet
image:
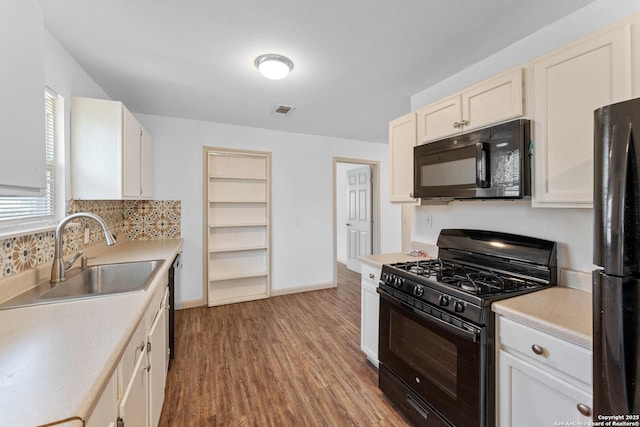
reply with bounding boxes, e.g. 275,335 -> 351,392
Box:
87,284 -> 169,427
360,262 -> 381,367
389,112 -> 418,203
497,316 -> 592,426
71,96 -> 154,200
530,24 -> 632,208
416,67 -> 524,143
85,371 -> 117,427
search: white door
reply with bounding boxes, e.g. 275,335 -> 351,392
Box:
346,166 -> 372,272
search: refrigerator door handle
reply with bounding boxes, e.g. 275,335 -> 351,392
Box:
605,123 -> 632,276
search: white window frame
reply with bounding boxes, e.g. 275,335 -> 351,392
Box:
0,88 -> 63,236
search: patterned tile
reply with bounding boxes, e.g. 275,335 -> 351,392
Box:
0,199 -> 181,281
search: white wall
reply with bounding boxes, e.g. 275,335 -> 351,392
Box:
407,0 -> 640,277
43,29 -> 110,206
137,114 -> 402,305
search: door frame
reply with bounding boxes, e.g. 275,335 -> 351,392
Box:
332,157 -> 380,285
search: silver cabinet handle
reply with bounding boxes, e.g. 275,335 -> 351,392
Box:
531,344 -> 544,355
135,340 -> 145,352
576,403 -> 592,417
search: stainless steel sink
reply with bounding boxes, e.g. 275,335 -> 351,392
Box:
0,259 -> 164,310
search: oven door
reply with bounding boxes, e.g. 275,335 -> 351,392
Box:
378,291 -> 487,427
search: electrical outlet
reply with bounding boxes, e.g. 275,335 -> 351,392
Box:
425,213 -> 433,228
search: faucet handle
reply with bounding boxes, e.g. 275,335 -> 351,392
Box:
64,251 -> 83,270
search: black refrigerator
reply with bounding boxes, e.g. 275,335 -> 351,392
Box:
593,97 -> 640,418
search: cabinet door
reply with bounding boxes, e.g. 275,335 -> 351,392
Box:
119,350 -> 148,427
122,106 -> 142,198
360,278 -> 380,367
389,113 -> 417,203
140,127 -> 154,199
148,289 -> 168,427
462,67 -> 523,131
498,350 -> 592,426
0,0 -> 45,195
531,25 -> 631,207
86,372 -> 117,427
416,94 -> 462,143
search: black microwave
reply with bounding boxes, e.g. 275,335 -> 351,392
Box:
413,119 -> 531,200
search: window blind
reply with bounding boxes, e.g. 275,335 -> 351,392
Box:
0,90 -> 56,225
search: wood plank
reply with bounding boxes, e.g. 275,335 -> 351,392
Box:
160,263 -> 410,426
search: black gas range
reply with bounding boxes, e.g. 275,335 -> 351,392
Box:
377,229 -> 557,427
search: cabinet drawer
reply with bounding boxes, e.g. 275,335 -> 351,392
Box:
499,317 -> 592,386
361,263 -> 381,285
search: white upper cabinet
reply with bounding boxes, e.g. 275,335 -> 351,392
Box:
71,97 -> 154,200
0,0 -> 46,196
416,94 -> 462,143
530,25 -> 632,208
389,112 -> 417,203
416,67 -> 524,143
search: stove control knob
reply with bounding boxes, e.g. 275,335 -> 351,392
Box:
454,301 -> 465,313
393,277 -> 403,288
438,295 -> 450,306
414,285 -> 424,297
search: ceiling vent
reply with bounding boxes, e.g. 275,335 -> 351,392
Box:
271,104 -> 295,116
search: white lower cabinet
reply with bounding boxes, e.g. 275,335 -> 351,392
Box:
86,372 -> 117,427
497,316 -> 592,427
86,284 -> 169,427
360,262 -> 381,367
148,288 -> 169,427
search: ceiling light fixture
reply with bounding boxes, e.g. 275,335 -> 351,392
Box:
255,54 -> 293,80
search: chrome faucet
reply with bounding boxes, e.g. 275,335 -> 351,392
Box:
50,212 -> 117,283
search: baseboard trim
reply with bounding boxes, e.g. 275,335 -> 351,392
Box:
270,282 -> 336,297
177,298 -> 205,310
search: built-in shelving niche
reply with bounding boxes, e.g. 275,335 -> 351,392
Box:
205,148 -> 271,306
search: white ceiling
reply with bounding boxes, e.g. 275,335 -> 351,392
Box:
36,0 -> 595,143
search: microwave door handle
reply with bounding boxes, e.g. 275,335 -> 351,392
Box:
475,142 -> 490,188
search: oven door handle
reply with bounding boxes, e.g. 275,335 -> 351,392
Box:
378,290 -> 481,343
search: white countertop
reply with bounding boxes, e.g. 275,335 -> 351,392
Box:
359,251 -> 435,268
492,286 -> 592,349
0,238 -> 183,427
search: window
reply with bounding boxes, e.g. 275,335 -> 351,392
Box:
0,89 -> 58,229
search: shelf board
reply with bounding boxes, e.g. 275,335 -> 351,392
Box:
209,223 -> 267,228
209,245 -> 268,253
209,271 -> 268,282
209,200 -> 268,204
209,175 -> 267,181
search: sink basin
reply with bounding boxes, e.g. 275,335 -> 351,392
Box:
0,259 -> 164,310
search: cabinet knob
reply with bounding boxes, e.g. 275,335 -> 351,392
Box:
531,344 -> 545,355
369,273 -> 375,279
409,192 -> 414,198
453,121 -> 460,128
460,119 -> 468,126
135,340 -> 145,352
576,403 -> 592,417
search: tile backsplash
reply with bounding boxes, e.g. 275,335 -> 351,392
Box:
0,200 -> 181,279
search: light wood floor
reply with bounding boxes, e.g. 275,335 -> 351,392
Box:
159,263 -> 411,426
